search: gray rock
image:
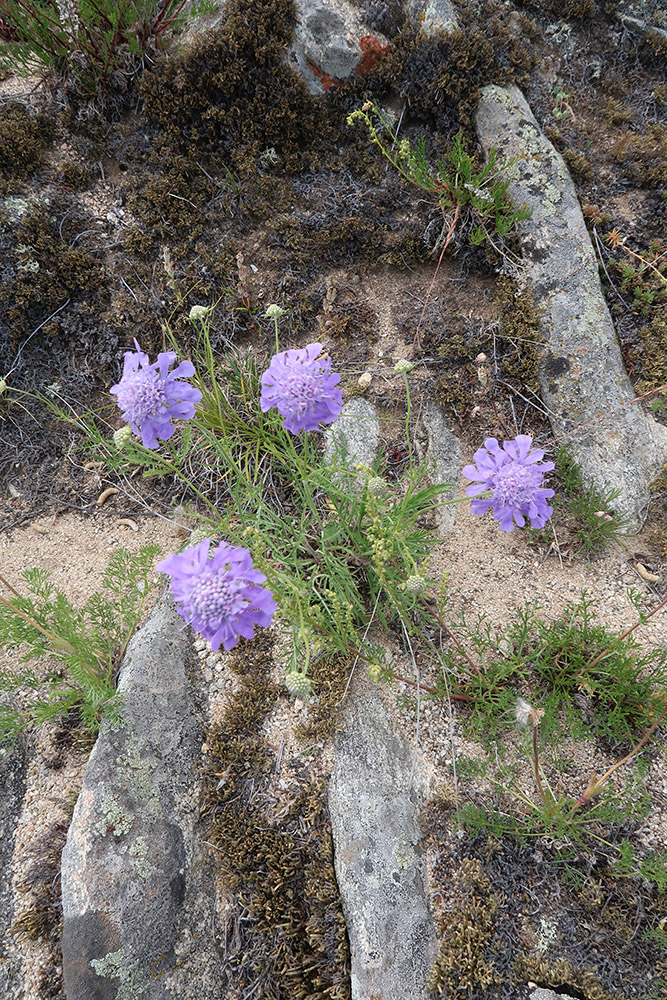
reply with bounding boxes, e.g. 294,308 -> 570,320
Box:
324,396 -> 380,469
407,0 -> 459,36
329,679 -> 436,1000
530,989 -> 579,1000
475,84 -> 667,521
618,12 -> 667,42
0,741 -> 27,1000
60,595 -> 220,1000
419,401 -> 461,537
289,0 -> 388,94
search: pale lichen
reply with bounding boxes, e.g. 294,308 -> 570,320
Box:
90,947 -> 150,1000
95,794 -> 134,838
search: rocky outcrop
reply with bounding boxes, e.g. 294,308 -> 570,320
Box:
329,679 -> 437,1000
288,0 -> 390,94
324,395 -> 380,469
475,84 -> 667,521
419,401 -> 461,536
60,596 -> 219,1000
0,742 -> 27,1000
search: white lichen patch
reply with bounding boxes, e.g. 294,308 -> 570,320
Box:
95,794 -> 134,838
90,947 -> 150,1000
129,836 -> 152,879
115,733 -> 161,817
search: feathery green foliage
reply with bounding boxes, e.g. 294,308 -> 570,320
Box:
0,545 -> 161,743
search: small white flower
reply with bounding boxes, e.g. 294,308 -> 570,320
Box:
188,305 -> 212,322
264,304 -> 285,319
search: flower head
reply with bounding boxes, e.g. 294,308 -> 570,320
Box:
284,671 -> 313,697
110,340 -> 201,450
264,303 -> 285,319
462,435 -> 555,532
156,539 -> 276,651
393,358 -> 416,374
113,425 -> 133,451
406,574 -> 427,594
188,304 -> 212,322
367,476 -> 388,498
260,342 -> 342,434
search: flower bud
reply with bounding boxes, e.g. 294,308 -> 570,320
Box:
393,358 -> 416,374
264,304 -> 285,319
367,476 -> 388,498
113,425 -> 133,450
367,662 -> 383,682
285,671 -> 313,697
406,574 -> 427,594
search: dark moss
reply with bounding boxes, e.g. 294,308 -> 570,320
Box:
612,124 -> 667,188
647,463 -> 667,560
10,800 -> 75,999
59,161 -> 92,191
2,200 -> 107,341
140,0 -> 326,175
394,2 -> 538,133
202,631 -> 350,999
514,956 -> 619,1000
423,796 -> 664,999
0,103 -> 54,193
412,275 -> 542,427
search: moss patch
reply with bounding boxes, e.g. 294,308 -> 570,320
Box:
423,795 -> 667,1000
3,199 -> 107,341
202,631 -> 350,999
0,103 -> 54,195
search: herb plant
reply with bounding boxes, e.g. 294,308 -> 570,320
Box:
0,545 -> 161,743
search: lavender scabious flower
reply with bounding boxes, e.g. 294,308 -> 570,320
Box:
260,342 -> 342,434
157,540 -> 276,651
462,435 -> 555,532
110,340 -> 202,450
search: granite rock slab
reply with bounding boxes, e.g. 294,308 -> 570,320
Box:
60,595 -> 220,1000
329,679 -> 437,1000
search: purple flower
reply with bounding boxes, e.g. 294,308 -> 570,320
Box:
462,435 -> 555,532
110,340 -> 202,450
157,540 -> 276,651
260,342 -> 342,434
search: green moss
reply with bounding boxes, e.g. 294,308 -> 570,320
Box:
631,315 -> 667,398
429,857 -> 500,995
0,103 -> 54,194
514,956 -> 620,1000
202,630 -> 350,999
562,148 -> 594,180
